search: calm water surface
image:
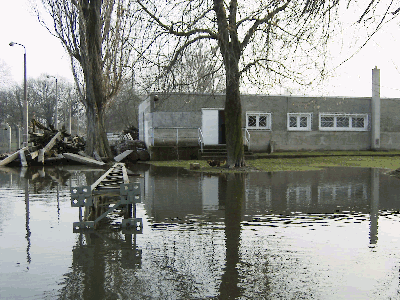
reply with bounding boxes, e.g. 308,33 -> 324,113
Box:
1,165 -> 400,299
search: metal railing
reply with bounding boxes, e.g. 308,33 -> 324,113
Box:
198,128 -> 204,153
150,127 -> 202,147
244,128 -> 251,151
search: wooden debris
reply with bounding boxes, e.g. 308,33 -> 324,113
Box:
114,150 -> 134,162
0,119 -> 148,167
19,149 -> 28,167
38,131 -> 62,163
93,151 -> 103,162
0,146 -> 29,166
63,153 -> 106,166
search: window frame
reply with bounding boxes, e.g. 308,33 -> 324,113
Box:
246,112 -> 272,130
319,113 -> 368,131
287,113 -> 312,131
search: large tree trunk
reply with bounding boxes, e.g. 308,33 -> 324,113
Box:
81,0 -> 112,158
225,58 -> 244,167
214,0 -> 244,167
86,104 -> 112,158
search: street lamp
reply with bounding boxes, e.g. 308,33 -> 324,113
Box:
47,75 -> 58,130
9,42 -> 28,147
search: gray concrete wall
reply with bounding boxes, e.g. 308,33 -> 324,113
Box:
138,92 -> 400,152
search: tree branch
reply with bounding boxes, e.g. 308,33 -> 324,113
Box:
240,0 -> 291,52
136,0 -> 217,38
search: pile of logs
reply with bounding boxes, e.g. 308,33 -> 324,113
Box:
0,119 -> 149,167
30,119 -> 85,156
0,119 -> 87,167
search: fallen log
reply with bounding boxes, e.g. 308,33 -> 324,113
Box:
63,152 -> 106,166
114,150 -> 134,162
38,131 -> 62,164
0,146 -> 29,166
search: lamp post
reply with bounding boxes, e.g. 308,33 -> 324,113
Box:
9,42 -> 28,147
47,75 -> 58,130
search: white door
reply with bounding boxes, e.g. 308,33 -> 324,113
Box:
202,109 -> 219,145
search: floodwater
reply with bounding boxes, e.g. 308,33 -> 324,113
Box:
1,165 -> 400,299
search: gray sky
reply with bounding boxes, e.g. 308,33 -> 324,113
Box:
1,0 -> 399,97
0,0 -> 72,84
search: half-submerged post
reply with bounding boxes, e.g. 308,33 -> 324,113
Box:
371,66 -> 380,150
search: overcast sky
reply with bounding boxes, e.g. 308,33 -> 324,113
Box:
1,0 -> 400,98
0,0 -> 72,84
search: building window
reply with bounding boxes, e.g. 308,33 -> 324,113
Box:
246,112 -> 271,130
287,113 -> 312,131
319,113 -> 368,131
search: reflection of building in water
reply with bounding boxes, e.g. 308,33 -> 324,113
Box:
370,168 -> 379,245
141,165 -> 400,219
141,165 -> 400,251
317,183 -> 368,205
286,185 -> 312,206
245,175 -> 272,210
202,176 -> 219,210
243,168 -> 374,214
143,167 -> 204,222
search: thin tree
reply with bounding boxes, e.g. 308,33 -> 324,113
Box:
136,0 -> 341,167
37,0 -> 135,157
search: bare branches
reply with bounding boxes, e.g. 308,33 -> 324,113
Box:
240,0 -> 291,53
136,0 -> 216,38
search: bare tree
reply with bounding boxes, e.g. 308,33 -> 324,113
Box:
148,42 -> 225,94
105,80 -> 142,132
28,76 -> 56,127
136,0 -> 341,167
0,60 -> 13,91
37,0 -> 135,157
332,0 -> 400,68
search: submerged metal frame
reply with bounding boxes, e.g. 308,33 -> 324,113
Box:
71,163 -> 142,232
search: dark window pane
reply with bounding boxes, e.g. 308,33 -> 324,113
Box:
352,117 -> 364,128
259,116 -> 267,127
248,115 -> 256,127
321,116 -> 334,127
337,116 -> 349,127
300,117 -> 307,127
289,116 -> 297,127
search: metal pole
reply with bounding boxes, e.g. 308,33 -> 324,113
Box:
7,123 -> 11,153
18,126 -> 20,149
23,50 -> 28,147
68,103 -> 71,134
55,78 -> 58,130
47,75 -> 58,130
9,42 -> 28,146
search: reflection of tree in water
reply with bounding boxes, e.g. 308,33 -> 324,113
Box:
59,169 -> 143,299
218,173 -> 244,299
59,231 -> 142,300
26,167 -> 72,193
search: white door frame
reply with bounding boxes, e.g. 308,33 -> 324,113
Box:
202,108 -> 224,145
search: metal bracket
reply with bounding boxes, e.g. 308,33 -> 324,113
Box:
120,183 -> 141,204
71,186 -> 93,207
122,218 -> 143,234
73,221 -> 95,232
